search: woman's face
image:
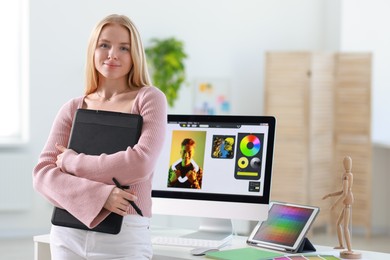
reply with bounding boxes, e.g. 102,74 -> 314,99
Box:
94,23 -> 132,82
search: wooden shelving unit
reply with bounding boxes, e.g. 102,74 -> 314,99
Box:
264,52 -> 372,234
333,53 -> 372,235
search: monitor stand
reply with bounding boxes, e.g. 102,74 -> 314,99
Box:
180,217 -> 233,241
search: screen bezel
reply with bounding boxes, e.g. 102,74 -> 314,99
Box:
151,114 -> 276,206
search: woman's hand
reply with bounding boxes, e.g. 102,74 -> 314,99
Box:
55,143 -> 68,170
103,187 -> 138,216
55,143 -> 78,172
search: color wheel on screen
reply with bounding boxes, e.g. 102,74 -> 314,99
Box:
234,133 -> 264,180
240,134 -> 261,156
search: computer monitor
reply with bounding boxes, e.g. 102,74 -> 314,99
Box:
152,114 -> 276,241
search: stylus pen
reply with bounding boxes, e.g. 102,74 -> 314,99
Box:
112,177 -> 143,217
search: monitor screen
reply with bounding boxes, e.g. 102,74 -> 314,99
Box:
152,115 -> 276,233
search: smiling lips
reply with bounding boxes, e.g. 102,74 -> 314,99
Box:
104,62 -> 121,67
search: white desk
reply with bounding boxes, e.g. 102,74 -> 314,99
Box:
34,229 -> 390,260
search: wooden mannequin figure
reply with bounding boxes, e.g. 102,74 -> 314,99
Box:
322,156 -> 362,259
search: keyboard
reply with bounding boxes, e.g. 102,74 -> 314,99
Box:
152,235 -> 232,248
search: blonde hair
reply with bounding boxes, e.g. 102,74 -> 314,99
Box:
84,14 -> 151,94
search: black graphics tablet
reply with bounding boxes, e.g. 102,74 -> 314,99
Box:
51,109 -> 143,234
67,109 -> 143,155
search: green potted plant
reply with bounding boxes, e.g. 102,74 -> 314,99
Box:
145,37 -> 187,107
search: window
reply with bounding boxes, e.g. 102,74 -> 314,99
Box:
0,0 -> 29,145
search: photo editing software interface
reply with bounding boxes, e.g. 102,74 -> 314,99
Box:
152,115 -> 275,217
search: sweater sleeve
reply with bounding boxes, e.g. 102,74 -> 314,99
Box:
32,98 -> 115,228
60,86 -> 168,186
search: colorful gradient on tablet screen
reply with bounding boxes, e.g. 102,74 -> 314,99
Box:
253,204 -> 314,246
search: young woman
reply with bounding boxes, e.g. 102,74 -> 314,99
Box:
33,14 -> 167,259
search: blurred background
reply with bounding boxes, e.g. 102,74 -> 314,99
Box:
1,0 -> 389,257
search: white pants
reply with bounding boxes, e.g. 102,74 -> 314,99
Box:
50,215 -> 153,260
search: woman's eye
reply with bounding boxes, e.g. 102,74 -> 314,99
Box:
120,46 -> 130,52
99,43 -> 109,48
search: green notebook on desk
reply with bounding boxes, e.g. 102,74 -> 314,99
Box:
206,248 -> 342,260
205,247 -> 284,260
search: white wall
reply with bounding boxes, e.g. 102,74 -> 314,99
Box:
340,0 -> 390,145
340,0 -> 390,234
0,0 -> 388,237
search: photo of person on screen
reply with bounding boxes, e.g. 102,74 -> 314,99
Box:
168,138 -> 203,189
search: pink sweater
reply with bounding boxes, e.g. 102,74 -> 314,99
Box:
33,86 -> 167,228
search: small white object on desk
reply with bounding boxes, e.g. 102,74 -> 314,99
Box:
190,247 -> 219,256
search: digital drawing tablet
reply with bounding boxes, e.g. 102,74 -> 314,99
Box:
68,109 -> 143,155
51,109 -> 143,234
247,201 -> 319,253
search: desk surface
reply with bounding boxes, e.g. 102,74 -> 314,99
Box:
34,228 -> 390,260
152,240 -> 390,260
150,227 -> 390,260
